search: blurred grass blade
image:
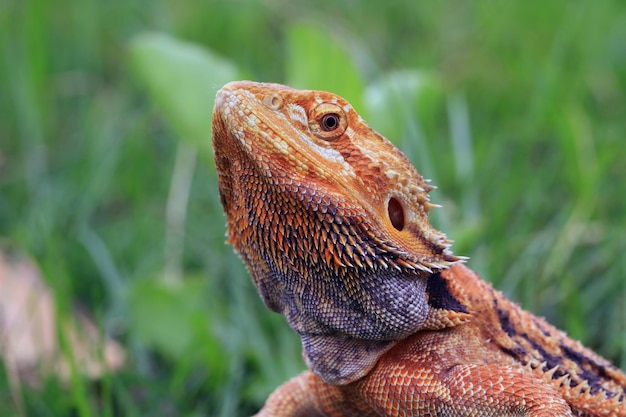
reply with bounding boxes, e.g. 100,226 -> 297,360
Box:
285,23 -> 364,109
363,70 -> 443,145
128,32 -> 239,160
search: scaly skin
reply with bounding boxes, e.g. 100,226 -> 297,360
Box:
211,81 -> 626,417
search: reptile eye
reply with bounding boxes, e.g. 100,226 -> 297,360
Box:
320,113 -> 340,131
388,197 -> 405,231
309,103 -> 347,140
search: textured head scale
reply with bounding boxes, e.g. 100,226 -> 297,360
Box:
212,81 -> 462,384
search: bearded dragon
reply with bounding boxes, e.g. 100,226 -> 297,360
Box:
211,81 -> 626,416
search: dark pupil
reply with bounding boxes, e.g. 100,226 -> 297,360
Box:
321,114 -> 339,131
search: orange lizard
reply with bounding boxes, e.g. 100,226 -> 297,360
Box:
211,81 -> 626,416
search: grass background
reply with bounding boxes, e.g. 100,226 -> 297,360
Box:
1,1 -> 625,415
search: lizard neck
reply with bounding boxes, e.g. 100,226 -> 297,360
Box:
255,241 -> 433,385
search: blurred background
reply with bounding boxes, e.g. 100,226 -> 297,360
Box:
1,1 -> 625,416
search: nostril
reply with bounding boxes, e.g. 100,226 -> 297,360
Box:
387,197 -> 405,231
263,94 -> 283,110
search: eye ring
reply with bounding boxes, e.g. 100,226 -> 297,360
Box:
309,103 -> 347,140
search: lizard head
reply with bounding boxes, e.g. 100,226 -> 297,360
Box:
212,81 -> 465,384
213,81 -> 459,271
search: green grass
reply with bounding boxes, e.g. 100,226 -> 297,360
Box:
1,1 -> 625,415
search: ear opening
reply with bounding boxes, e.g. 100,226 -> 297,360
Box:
387,196 -> 405,231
